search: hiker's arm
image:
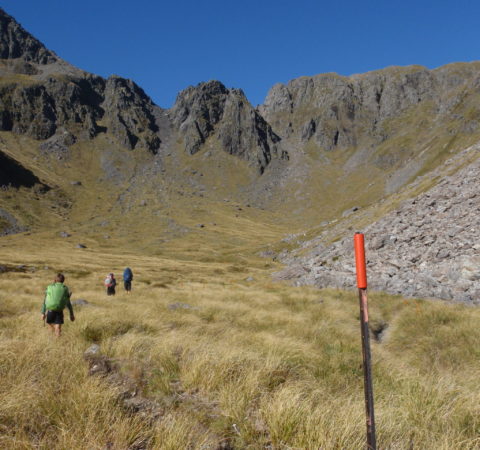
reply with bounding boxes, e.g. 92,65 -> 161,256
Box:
41,289 -> 47,317
66,291 -> 75,321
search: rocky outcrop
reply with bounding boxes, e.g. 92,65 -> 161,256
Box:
0,13 -> 283,166
0,207 -> 28,235
259,65 -> 480,152
0,9 -> 161,152
0,8 -> 57,64
275,143 -> 480,303
171,81 -> 227,155
0,72 -> 160,152
102,76 -> 161,152
0,76 -> 102,141
171,81 -> 287,173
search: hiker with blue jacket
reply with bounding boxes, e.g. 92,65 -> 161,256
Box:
41,273 -> 75,337
123,267 -> 133,293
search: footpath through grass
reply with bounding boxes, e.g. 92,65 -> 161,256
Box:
0,233 -> 480,449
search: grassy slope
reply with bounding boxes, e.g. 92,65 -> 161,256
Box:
1,222 -> 480,448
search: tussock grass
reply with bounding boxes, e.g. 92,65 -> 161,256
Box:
1,232 -> 480,449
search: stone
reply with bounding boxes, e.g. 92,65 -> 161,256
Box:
437,249 -> 450,259
84,344 -> 101,357
259,250 -> 277,258
88,358 -> 112,376
59,231 -> 71,238
0,206 -> 28,236
72,299 -> 89,306
168,302 -> 198,310
76,243 -> 87,249
342,206 -> 361,218
369,236 -> 386,250
459,256 -> 480,281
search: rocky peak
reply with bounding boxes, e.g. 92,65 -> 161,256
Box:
0,9 -> 163,152
102,75 -> 161,152
0,8 -> 57,65
171,81 -> 228,154
171,80 -> 287,173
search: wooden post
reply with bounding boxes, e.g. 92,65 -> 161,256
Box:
354,233 -> 376,450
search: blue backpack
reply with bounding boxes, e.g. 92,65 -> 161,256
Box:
123,267 -> 133,281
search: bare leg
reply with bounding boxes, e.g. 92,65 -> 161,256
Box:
53,324 -> 61,337
48,323 -> 55,335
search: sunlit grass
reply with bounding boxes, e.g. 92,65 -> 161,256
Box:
0,232 -> 479,449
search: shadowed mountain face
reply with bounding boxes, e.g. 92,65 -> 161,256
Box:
0,150 -> 46,189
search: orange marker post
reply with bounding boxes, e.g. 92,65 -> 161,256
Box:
354,233 -> 376,450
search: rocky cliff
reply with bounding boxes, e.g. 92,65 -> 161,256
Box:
0,8 -> 161,152
0,74 -> 161,153
171,80 -> 287,173
260,65 -> 480,152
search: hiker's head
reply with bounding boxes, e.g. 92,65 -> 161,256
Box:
55,273 -> 65,283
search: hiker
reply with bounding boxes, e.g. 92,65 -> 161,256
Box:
41,273 -> 75,337
105,273 -> 116,296
123,267 -> 133,293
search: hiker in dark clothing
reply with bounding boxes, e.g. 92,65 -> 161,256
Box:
105,273 -> 116,296
123,267 -> 133,294
41,273 -> 75,337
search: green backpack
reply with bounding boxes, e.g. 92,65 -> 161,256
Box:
45,283 -> 69,311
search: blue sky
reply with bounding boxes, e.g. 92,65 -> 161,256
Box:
2,1 -> 479,108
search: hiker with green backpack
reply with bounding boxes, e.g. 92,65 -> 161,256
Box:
41,273 -> 75,337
